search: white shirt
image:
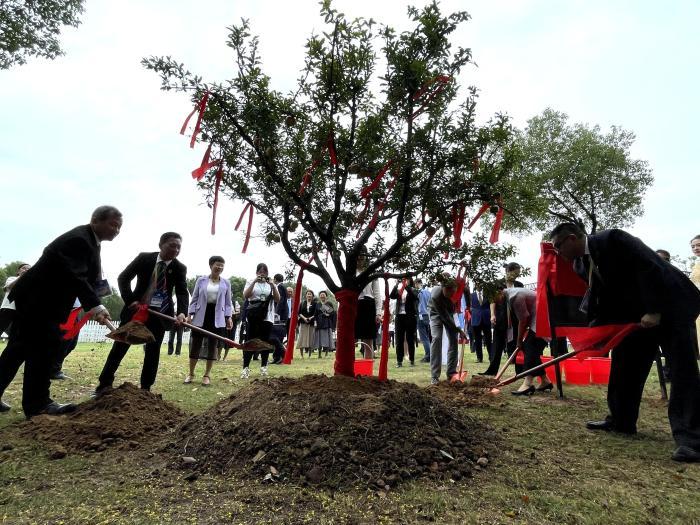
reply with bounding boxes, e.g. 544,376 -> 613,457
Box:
245,280 -> 275,323
1,276 -> 18,310
359,278 -> 382,308
206,280 -> 220,304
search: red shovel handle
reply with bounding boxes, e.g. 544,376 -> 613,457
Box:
148,309 -> 245,349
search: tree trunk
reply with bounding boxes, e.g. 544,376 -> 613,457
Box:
333,289 -> 360,377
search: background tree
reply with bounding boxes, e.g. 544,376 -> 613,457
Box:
0,261 -> 29,303
0,0 -> 85,69
510,108 -> 653,234
101,288 -> 125,320
144,2 -> 519,376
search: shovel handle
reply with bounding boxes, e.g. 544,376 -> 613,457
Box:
495,349 -> 584,388
105,320 -> 118,332
494,347 -> 519,382
147,309 -> 245,349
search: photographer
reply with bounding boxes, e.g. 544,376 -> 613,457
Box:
240,263 -> 279,378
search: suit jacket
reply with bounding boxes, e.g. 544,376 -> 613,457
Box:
188,276 -> 232,328
298,300 -> 317,324
10,224 -> 101,322
470,292 -> 491,327
390,285 -> 419,316
117,252 -> 188,322
586,229 -> 700,325
275,283 -> 289,321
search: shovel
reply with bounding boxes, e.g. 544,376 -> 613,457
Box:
147,309 -> 273,351
105,320 -> 155,345
492,349 -> 586,390
450,340 -> 468,383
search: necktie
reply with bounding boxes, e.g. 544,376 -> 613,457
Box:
156,261 -> 167,292
573,255 -> 591,283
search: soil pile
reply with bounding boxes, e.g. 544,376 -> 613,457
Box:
21,383 -> 185,453
167,375 -> 496,489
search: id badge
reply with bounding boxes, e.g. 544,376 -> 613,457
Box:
94,279 -> 111,297
149,290 -> 168,309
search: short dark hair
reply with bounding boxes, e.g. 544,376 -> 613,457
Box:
159,232 -> 182,245
692,235 -> 700,243
16,263 -> 30,275
319,290 -> 328,297
209,255 -> 225,266
550,222 -> 584,240
305,289 -> 315,297
256,263 -> 269,273
91,205 -> 122,222
273,273 -> 284,283
505,262 -> 521,273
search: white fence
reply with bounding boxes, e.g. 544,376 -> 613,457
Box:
76,320 -> 193,344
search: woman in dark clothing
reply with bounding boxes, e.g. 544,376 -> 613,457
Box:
241,263 -> 279,378
297,290 -> 317,357
390,277 -> 419,367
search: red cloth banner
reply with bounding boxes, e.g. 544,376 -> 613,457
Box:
378,277 -> 391,381
189,92 -> 210,148
466,202 -> 490,231
283,258 -> 312,364
452,203 -> 466,248
234,203 -> 254,253
60,308 -> 92,340
191,144 -> 221,181
298,132 -> 337,196
557,324 -> 640,358
210,165 -> 223,235
360,160 -> 394,199
489,205 -> 504,244
334,288 -> 360,377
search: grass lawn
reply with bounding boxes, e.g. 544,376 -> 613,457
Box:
0,341 -> 698,524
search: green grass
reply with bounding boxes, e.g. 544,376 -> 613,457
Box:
0,342 -> 698,524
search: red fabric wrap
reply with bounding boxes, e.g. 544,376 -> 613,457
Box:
489,205 -> 504,244
210,165 -> 223,235
452,203 -> 466,248
132,304 -> 150,323
326,135 -> 338,166
192,144 -> 221,181
367,169 -> 398,231
360,159 -> 394,199
466,202 -> 490,231
283,259 -> 311,364
298,158 -> 321,196
378,277 -> 390,381
60,307 -> 92,340
333,289 -> 360,377
189,92 -> 210,148
235,202 -> 251,231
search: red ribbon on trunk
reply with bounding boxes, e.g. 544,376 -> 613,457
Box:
210,164 -> 223,235
283,257 -> 313,364
378,277 -> 391,381
234,202 -> 254,253
59,308 -> 92,340
333,288 -> 360,377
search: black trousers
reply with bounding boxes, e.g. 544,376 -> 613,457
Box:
0,312 -> 61,415
608,321 -> 700,448
395,314 -> 417,364
50,335 -> 79,376
167,325 -> 183,355
243,320 -> 272,367
98,315 -> 168,390
471,322 -> 492,362
483,318 -> 522,375
522,330 -> 546,377
0,308 -> 16,339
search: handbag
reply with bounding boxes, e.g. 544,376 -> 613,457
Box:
246,283 -> 273,323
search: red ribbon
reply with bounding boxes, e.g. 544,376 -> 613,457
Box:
489,204 -> 504,244
191,144 -> 221,181
234,203 -> 254,253
367,169 -> 399,231
298,132 -> 337,196
283,257 -> 312,364
466,202 -> 490,231
60,308 -> 92,340
210,165 -> 223,235
452,203 -> 466,248
360,159 -> 394,199
378,277 -> 391,381
411,75 -> 451,120
189,92 -> 210,148
132,304 -> 150,323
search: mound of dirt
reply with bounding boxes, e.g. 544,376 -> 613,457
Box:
21,383 -> 185,453
166,375 -> 497,489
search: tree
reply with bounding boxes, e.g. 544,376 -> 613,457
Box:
229,276 -> 246,304
144,2 -> 519,376
0,0 -> 85,69
101,288 -> 124,320
512,108 -> 653,234
0,261 -> 29,303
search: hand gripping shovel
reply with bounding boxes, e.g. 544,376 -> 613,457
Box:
105,305 -> 155,344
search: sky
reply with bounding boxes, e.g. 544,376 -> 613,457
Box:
1,0 -> 698,292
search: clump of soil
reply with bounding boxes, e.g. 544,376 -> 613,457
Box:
21,383 -> 185,453
431,378 -> 501,405
166,375 -> 497,489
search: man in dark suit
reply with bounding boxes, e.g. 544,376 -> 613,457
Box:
95,232 -> 188,394
270,274 -> 289,364
0,206 -> 121,417
480,263 -> 524,375
469,288 -> 492,363
550,223 -> 700,462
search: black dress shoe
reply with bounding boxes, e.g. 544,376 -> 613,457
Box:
672,446 -> 700,463
511,386 -> 535,396
420,357 -> 430,363
91,384 -> 113,398
536,382 -> 554,392
396,362 -> 403,368
0,399 -> 11,413
28,402 -> 77,418
585,419 -> 636,435
50,371 -> 70,380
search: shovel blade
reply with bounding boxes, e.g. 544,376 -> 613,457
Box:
240,338 -> 274,352
106,321 -> 156,345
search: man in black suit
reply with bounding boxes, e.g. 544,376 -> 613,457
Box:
270,274 -> 289,364
95,232 -> 188,394
0,206 -> 121,417
550,223 -> 700,462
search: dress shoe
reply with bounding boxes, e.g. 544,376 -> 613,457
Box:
28,401 -> 77,419
536,382 -> 554,392
477,371 -> 494,376
0,399 -> 11,413
672,446 -> 700,463
396,362 -> 403,368
91,384 -> 113,398
585,419 -> 636,435
420,357 -> 430,363
50,371 -> 70,380
511,385 -> 535,396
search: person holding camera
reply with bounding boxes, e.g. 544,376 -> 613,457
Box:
241,263 -> 279,378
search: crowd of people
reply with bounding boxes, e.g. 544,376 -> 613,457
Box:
0,206 -> 698,463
